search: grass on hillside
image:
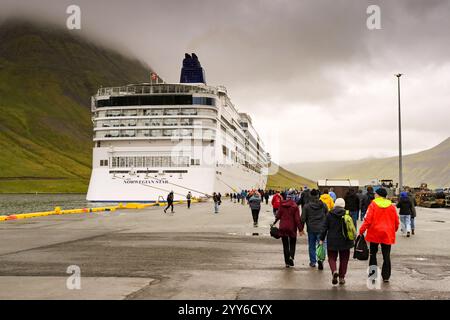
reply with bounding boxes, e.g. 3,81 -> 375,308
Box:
267,163 -> 316,191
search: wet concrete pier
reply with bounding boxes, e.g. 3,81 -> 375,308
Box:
0,200 -> 449,299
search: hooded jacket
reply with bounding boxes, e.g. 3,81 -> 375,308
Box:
300,197 -> 328,233
275,200 -> 302,238
344,192 -> 360,212
361,191 -> 375,211
359,197 -> 399,245
248,194 -> 261,210
271,193 -> 282,209
320,207 -> 354,251
396,197 -> 413,215
320,193 -> 334,210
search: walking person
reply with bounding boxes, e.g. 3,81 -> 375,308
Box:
360,186 -> 375,221
397,192 -> 413,237
320,189 -> 335,211
320,198 -> 354,285
212,192 -> 220,213
164,191 -> 175,213
405,187 -> 417,235
186,191 -> 192,209
271,191 -> 282,217
264,191 -> 269,205
329,188 -> 337,202
344,188 -> 360,229
272,191 -> 303,268
300,189 -> 328,270
299,187 -> 311,209
359,188 -> 399,283
249,191 -> 262,227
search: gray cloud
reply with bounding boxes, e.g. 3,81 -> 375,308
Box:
1,0 -> 449,163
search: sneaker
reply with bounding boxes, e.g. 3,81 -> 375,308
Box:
412,229 -> 415,235
332,272 -> 338,285
285,264 -> 290,268
309,262 -> 316,268
407,232 -> 410,237
383,279 -> 390,283
339,278 -> 345,285
163,209 -> 167,213
318,260 -> 324,270
289,257 -> 294,267
253,222 -> 257,227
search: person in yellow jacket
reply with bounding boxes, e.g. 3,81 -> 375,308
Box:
320,189 -> 335,210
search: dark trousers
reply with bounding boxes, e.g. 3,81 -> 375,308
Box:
327,249 -> 350,278
265,198 -> 269,205
187,200 -> 191,208
281,236 -> 297,264
369,243 -> 392,280
251,209 -> 260,224
165,202 -> 174,212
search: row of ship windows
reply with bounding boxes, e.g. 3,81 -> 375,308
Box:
96,129 -> 216,139
96,96 -> 216,108
96,118 -> 216,128
95,108 -> 217,118
97,85 -> 216,96
103,156 -> 199,168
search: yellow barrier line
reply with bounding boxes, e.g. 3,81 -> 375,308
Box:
1,199 -> 202,222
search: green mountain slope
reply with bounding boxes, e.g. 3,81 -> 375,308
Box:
267,163 -> 316,190
285,137 -> 450,188
0,20 -> 152,192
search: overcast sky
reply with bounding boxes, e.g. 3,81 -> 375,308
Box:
1,0 -> 449,164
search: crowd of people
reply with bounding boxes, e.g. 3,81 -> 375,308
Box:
237,186 -> 414,286
163,185 -> 417,286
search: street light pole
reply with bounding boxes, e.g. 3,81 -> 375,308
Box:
396,73 -> 403,193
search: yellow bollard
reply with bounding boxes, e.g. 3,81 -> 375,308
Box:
55,207 -> 62,215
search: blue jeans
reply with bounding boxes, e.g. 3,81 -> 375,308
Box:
360,209 -> 367,221
349,211 -> 358,229
308,232 -> 326,264
411,217 -> 415,230
214,202 -> 219,213
400,215 -> 411,233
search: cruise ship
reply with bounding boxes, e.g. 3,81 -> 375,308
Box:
87,54 -> 269,201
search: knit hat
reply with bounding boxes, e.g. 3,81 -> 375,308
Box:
376,188 -> 388,197
400,191 -> 408,198
334,198 -> 345,208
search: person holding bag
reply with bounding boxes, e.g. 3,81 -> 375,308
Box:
359,188 -> 399,283
272,191 -> 303,268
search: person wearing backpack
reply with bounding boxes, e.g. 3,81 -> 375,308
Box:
319,198 -> 354,285
248,191 -> 262,227
164,191 -> 175,213
397,191 -> 413,237
405,187 -> 417,235
212,192 -> 220,214
300,189 -> 328,269
186,191 -> 192,209
359,188 -> 399,283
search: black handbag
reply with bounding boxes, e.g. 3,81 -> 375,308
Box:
270,225 -> 281,239
353,234 -> 369,260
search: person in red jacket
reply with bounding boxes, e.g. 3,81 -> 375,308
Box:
271,191 -> 282,217
272,192 -> 304,268
359,188 -> 399,282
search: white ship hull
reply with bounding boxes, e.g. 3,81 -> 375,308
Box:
87,147 -> 267,202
